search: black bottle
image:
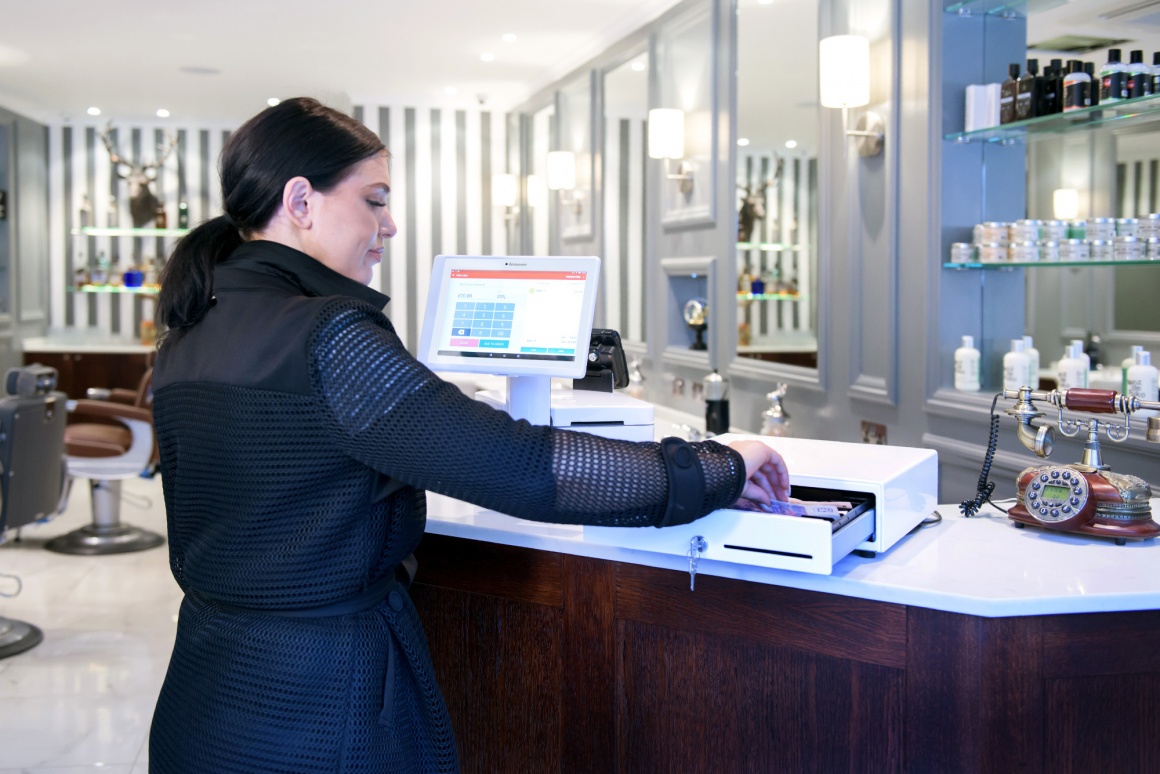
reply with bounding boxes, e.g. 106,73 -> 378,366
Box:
1063,60 -> 1091,111
1153,52 -> 1160,97
703,371 -> 730,435
1000,63 -> 1020,124
1085,62 -> 1100,106
1100,49 -> 1127,103
1039,62 -> 1059,114
1016,59 -> 1041,120
1127,50 -> 1151,97
1050,59 -> 1065,113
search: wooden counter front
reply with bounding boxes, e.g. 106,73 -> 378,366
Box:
411,533 -> 1160,773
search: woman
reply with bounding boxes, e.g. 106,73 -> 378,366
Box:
148,97 -> 789,773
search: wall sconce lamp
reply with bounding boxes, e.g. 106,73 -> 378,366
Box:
547,150 -> 584,217
492,173 -> 519,221
1053,188 -> 1079,220
819,35 -> 884,157
648,108 -> 694,194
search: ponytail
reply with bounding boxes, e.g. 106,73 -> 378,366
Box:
156,215 -> 243,340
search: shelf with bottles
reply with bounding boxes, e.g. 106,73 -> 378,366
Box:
67,284 -> 159,295
70,226 -> 191,238
946,92 -> 1160,144
945,258 -> 1160,270
737,292 -> 802,301
736,242 -> 810,252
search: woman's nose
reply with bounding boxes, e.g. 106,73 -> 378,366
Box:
381,208 -> 398,239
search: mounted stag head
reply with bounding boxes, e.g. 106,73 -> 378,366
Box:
100,125 -> 177,228
736,156 -> 785,244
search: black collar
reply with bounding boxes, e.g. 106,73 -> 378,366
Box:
218,240 -> 390,309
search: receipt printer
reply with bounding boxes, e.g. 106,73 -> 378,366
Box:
584,434 -> 938,575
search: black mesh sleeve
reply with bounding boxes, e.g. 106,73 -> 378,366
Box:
308,301 -> 746,527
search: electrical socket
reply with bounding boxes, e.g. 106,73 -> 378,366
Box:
861,421 -> 887,445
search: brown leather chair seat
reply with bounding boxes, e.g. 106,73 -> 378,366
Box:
64,424 -> 132,458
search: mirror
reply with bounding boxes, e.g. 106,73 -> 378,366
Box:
734,0 -> 820,369
1025,2 -> 1160,374
602,51 -> 650,344
530,104 -> 554,256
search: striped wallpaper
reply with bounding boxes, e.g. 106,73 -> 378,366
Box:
1117,158 -> 1159,218
45,104 -> 511,351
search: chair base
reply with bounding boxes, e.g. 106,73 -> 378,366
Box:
0,616 -> 43,659
45,523 -> 165,555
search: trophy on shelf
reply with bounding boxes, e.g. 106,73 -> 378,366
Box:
683,297 -> 709,351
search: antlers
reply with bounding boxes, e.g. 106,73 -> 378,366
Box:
99,124 -> 177,180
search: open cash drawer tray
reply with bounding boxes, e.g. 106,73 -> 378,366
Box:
583,486 -> 876,576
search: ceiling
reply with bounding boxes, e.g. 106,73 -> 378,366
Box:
1029,0 -> 1160,59
0,0 -> 683,126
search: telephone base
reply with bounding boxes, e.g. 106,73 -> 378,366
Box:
1008,504 -> 1160,544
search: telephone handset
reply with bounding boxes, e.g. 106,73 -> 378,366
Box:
963,387 -> 1160,545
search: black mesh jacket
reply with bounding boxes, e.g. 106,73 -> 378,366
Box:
148,240 -> 746,773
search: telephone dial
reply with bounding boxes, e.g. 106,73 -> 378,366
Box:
963,387 -> 1160,545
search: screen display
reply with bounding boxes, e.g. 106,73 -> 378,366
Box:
1041,484 -> 1070,502
435,268 -> 588,363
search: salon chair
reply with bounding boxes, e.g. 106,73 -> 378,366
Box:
0,365 -> 69,658
46,368 -> 164,555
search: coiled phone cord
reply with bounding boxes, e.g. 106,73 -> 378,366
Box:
960,394 -> 1004,518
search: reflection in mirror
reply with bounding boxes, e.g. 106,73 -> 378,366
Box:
602,52 -> 649,344
735,0 -> 819,369
530,105 -> 554,256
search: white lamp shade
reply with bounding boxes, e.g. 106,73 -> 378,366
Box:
527,174 -> 547,208
819,35 -> 870,108
492,173 -> 518,208
1053,188 -> 1079,220
546,151 -> 576,191
648,108 -> 685,159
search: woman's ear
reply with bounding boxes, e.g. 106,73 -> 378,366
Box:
282,176 -> 315,228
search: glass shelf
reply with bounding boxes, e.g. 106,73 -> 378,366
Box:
71,227 -> 190,238
737,242 -> 809,252
942,0 -> 1066,17
737,292 -> 802,301
68,285 -> 159,295
944,259 -> 1160,269
944,93 -> 1160,144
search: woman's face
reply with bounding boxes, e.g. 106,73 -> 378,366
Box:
303,153 -> 397,285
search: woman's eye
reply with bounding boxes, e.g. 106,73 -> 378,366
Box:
368,200 -> 387,208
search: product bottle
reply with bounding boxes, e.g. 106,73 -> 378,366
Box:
1050,59 -> 1066,113
1101,49 -> 1128,103
1004,339 -> 1030,391
1084,332 -> 1102,369
1152,52 -> 1160,97
1085,62 -> 1100,106
1016,59 -> 1041,120
625,359 -> 646,400
760,385 -> 791,437
177,200 -> 190,229
1057,344 -> 1085,391
155,201 -> 168,229
91,251 -> 108,285
1126,350 -> 1159,418
1122,345 -> 1145,394
1127,50 -> 1150,98
704,370 -> 730,435
1000,64 -> 1020,124
107,195 -> 119,228
954,335 -> 982,392
750,271 -> 765,295
1023,335 -> 1040,389
1063,60 -> 1091,111
1070,338 -> 1092,387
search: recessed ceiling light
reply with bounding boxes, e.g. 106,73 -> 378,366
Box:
502,33 -> 517,43
156,108 -> 170,118
267,98 -> 280,107
445,87 -> 458,96
480,52 -> 495,62
631,60 -> 646,72
737,137 -> 750,147
785,140 -> 798,149
87,107 -> 101,116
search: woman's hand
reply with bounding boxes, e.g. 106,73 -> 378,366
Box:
727,440 -> 790,506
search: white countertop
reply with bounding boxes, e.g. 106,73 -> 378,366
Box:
425,496 -> 1160,618
23,335 -> 154,354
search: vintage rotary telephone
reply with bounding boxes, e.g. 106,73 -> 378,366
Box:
962,387 -> 1160,544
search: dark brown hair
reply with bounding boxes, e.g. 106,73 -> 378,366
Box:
156,98 -> 385,338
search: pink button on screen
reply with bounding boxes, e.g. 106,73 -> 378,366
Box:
449,338 -> 479,347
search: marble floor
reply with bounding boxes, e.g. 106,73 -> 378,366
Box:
0,474 -> 178,774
